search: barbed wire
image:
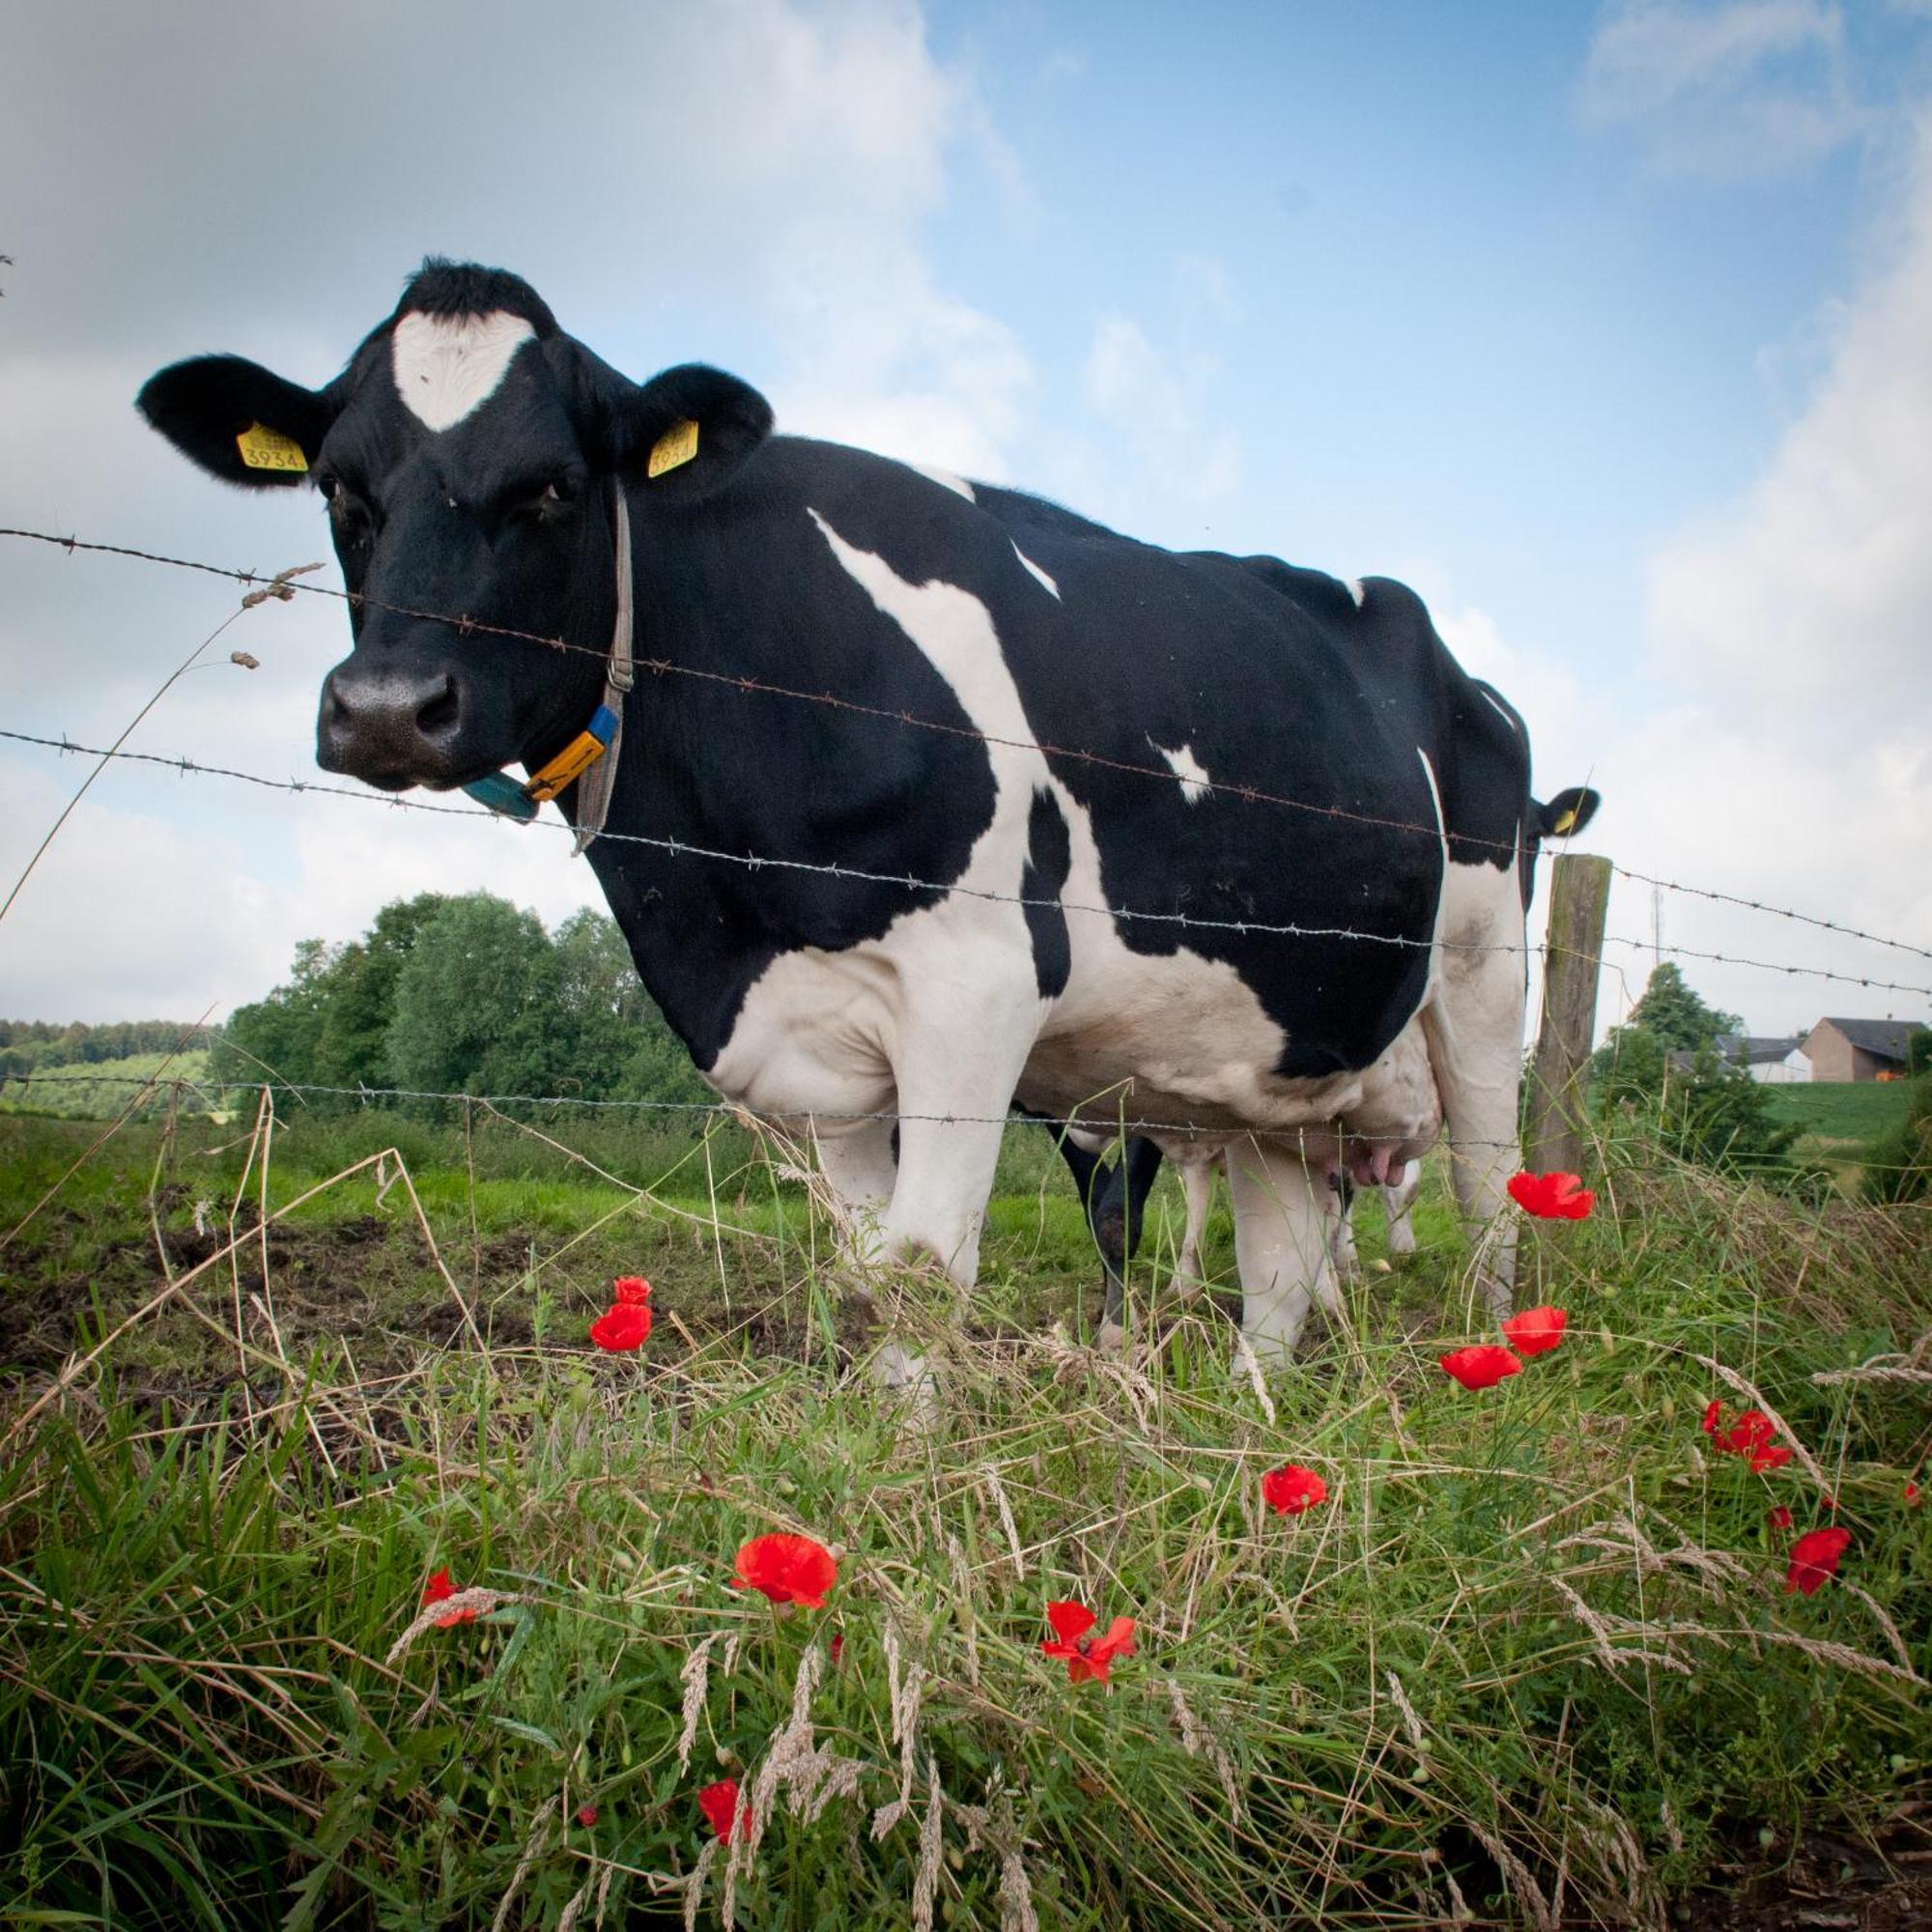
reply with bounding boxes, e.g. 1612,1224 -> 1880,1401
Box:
8,723 -> 1932,1000
6,524 -> 1928,971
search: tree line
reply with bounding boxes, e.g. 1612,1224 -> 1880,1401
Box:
210,894 -> 712,1111
0,1019 -> 201,1080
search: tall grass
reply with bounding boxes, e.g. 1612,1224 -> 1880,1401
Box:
0,1109 -> 1925,1928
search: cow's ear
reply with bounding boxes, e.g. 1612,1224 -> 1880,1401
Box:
1538,786 -> 1602,839
136,355 -> 336,490
621,363 -> 774,503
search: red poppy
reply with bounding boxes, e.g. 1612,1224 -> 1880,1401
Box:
1907,1481 -> 1921,1506
1261,1463 -> 1329,1516
1500,1305 -> 1567,1356
1505,1172 -> 1595,1220
613,1275 -> 651,1305
697,1777 -> 750,1843
730,1532 -> 838,1608
1439,1345 -> 1522,1390
830,1632 -> 845,1665
1785,1525 -> 1852,1597
1041,1600 -> 1137,1685
1702,1404 -> 1792,1474
589,1295 -> 652,1352
576,1803 -> 599,1828
1768,1505 -> 1793,1530
421,1566 -> 476,1628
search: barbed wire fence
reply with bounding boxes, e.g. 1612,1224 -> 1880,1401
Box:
2,522 -> 1927,1203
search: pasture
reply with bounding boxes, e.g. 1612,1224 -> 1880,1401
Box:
0,1104 -> 1926,1929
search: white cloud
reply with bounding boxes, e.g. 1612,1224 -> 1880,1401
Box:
1079,310 -> 1241,515
1579,1 -> 1868,177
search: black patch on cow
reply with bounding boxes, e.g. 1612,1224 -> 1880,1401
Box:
135,355 -> 339,491
1021,786 -> 1071,999
395,259 -> 558,335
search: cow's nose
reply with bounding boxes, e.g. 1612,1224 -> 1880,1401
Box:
318,663 -> 466,782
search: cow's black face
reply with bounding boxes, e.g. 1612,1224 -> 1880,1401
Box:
136,261 -> 773,795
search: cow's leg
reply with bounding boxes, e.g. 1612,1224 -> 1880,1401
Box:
1327,1174 -> 1362,1281
1383,1168 -> 1420,1259
814,1118 -> 899,1262
1094,1136 -> 1165,1351
1175,1154 -> 1216,1284
1224,1135 -> 1334,1362
1421,895 -> 1529,1319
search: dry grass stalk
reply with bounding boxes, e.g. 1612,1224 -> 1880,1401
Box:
981,1462 -> 1026,1577
998,1848 -> 1039,1932
489,1794 -> 558,1932
1840,1582 -> 1914,1672
912,1755 -> 944,1932
677,1633 -> 720,1773
1166,1677 -> 1244,1825
556,1871 -> 595,1932
1230,1328 -> 1278,1427
384,1588 -> 534,1665
1548,1575 -> 1692,1677
682,1837 -> 720,1932
1440,1861 -> 1473,1923
1467,1817 -> 1558,1932
871,1653 -> 926,1839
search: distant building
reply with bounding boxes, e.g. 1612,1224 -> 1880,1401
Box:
1713,1034 -> 1811,1085
1799,1017 -> 1927,1083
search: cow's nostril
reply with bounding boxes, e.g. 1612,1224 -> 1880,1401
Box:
415,677 -> 460,738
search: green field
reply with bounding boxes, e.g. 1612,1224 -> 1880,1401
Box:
1765,1079 -> 1914,1150
0,1109 -> 1926,1928
0,1047 -> 213,1120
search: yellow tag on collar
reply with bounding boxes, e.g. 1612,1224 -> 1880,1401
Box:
236,422 -> 308,472
525,726 -> 610,804
647,417 -> 699,478
1552,808 -> 1577,836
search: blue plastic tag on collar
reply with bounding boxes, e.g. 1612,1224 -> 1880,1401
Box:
463,771 -> 540,822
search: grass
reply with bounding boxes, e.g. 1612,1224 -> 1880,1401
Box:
0,1107 -> 1926,1929
0,1048 -> 213,1120
1765,1080 -> 1912,1153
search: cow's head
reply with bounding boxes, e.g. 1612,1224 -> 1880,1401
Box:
137,262 -> 774,793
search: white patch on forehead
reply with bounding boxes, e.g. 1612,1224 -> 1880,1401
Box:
391,309 -> 535,432
1012,543 -> 1059,598
1347,578 -> 1367,608
1154,740 -> 1212,804
908,462 -> 976,501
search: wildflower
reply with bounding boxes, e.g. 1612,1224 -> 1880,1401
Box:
1261,1463 -> 1329,1516
1785,1525 -> 1852,1598
576,1803 -> 599,1828
697,1777 -> 750,1842
1768,1505 -> 1792,1530
830,1632 -> 845,1666
1041,1600 -> 1137,1685
1505,1172 -> 1595,1220
590,1278 -> 652,1352
1907,1481 -> 1921,1506
1701,1404 -> 1792,1474
421,1567 -> 476,1628
730,1532 -> 838,1608
1439,1345 -> 1522,1390
1500,1305 -> 1567,1356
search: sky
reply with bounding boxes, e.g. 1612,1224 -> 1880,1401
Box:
3,0 -> 1931,1046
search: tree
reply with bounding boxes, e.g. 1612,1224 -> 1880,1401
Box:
211,938 -> 337,1089
1621,963 -> 1741,1056
312,893 -> 451,1091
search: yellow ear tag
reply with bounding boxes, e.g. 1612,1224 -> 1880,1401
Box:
1552,809 -> 1577,836
647,417 -> 699,478
236,422 -> 308,472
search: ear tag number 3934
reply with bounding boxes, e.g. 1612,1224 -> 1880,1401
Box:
236,422 -> 308,472
647,418 -> 699,478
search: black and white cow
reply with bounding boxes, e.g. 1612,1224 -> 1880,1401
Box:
138,261 -> 1598,1361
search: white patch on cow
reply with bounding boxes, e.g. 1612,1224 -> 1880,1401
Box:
391,309 -> 535,433
908,462 -> 976,501
1012,543 -> 1059,598
1480,688 -> 1521,734
1153,740 -> 1212,804
1347,577 -> 1367,608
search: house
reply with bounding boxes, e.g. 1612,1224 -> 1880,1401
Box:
1714,1034 -> 1811,1085
1799,1017 -> 1928,1083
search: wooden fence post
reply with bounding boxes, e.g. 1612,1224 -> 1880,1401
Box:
1527,852 -> 1612,1179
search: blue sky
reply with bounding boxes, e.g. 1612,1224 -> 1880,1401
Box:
3,0 -> 1929,1037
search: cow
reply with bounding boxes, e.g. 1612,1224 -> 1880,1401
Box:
137,260 -> 1600,1368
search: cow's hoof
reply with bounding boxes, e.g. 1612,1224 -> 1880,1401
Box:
1094,1319 -> 1126,1354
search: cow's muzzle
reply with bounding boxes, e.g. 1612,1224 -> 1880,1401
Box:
317,660 -> 474,790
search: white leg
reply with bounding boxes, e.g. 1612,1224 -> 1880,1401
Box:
1327,1182 -> 1361,1281
1176,1157 -> 1216,1284
1224,1136 -> 1335,1363
1382,1168 -> 1420,1258
815,1118 -> 898,1264
1421,890 -> 1529,1319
